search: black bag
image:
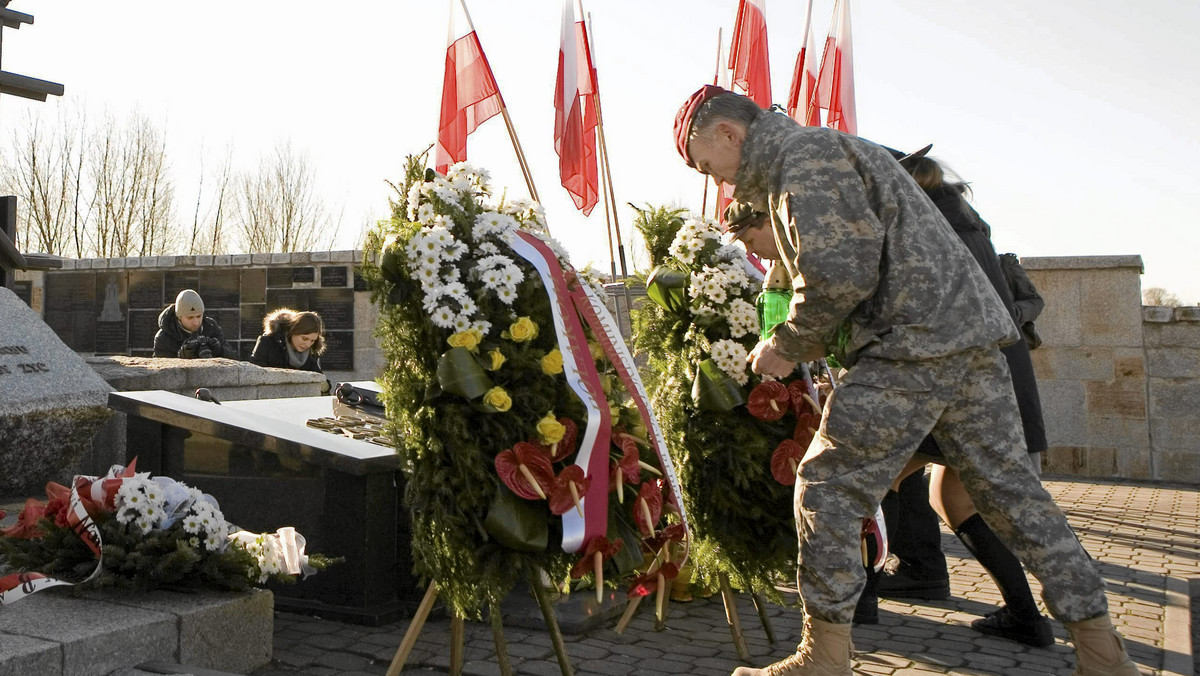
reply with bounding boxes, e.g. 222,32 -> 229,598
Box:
334,381 -> 385,415
998,253 -> 1044,350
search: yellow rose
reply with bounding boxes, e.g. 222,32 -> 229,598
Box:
536,413 -> 566,444
482,386 -> 512,412
447,328 -> 483,352
486,348 -> 506,371
541,348 -> 564,375
504,316 -> 539,343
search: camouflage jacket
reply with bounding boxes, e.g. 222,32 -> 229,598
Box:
731,112 -> 1017,367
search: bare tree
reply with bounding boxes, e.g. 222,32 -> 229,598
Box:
89,111 -> 177,257
188,143 -> 234,255
1143,287 -> 1181,307
1,109 -> 80,255
234,142 -> 331,253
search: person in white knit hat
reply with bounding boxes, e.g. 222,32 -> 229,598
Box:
152,289 -> 235,359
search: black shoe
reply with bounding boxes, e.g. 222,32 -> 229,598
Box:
852,593 -> 878,625
971,606 -> 1055,648
876,563 -> 950,601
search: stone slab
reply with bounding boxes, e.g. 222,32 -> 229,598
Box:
0,592 -> 176,676
0,633 -> 60,676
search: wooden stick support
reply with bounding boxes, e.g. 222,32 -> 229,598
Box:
449,614 -> 465,675
718,573 -> 752,663
527,567 -> 575,676
386,581 -> 440,676
749,589 -> 776,644
613,595 -> 642,634
488,599 -> 514,676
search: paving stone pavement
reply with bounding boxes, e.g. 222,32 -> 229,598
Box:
252,479 -> 1197,676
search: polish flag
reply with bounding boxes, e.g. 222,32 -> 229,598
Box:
727,0 -> 772,109
786,0 -> 821,126
435,0 -> 503,174
814,0 -> 856,135
554,0 -> 600,215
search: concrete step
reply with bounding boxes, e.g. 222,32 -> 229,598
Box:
0,588 -> 273,676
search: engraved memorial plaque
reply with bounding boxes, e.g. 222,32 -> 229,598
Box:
310,289 -> 354,331
210,309 -> 241,343
241,303 -> 267,342
353,267 -> 368,292
165,271 -> 201,303
292,267 -> 315,284
44,272 -> 97,351
200,270 -> 241,309
266,288 -> 308,313
128,309 -> 161,353
94,273 -> 128,354
240,269 -> 266,304
128,271 -> 164,308
267,268 -> 293,288
320,265 -> 348,288
14,281 -> 32,306
321,330 -> 354,371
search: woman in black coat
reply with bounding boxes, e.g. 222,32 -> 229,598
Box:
249,309 -> 326,375
864,154 -> 1052,647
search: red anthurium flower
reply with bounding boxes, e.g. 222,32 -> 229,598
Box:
747,381 -> 790,421
570,535 -> 625,579
626,562 -> 680,598
645,522 -> 688,552
549,465 -> 592,516
1,498 -> 47,539
615,437 -> 641,483
494,442 -> 554,500
786,380 -> 813,416
771,439 -> 805,486
793,411 -> 820,448
634,482 -> 663,536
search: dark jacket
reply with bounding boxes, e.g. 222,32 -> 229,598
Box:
249,312 -> 324,374
919,185 -> 1048,455
152,306 -> 235,359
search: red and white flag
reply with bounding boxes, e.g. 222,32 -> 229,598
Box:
435,0 -> 503,174
727,0 -> 772,109
786,0 -> 821,126
814,0 -> 856,135
554,0 -> 600,215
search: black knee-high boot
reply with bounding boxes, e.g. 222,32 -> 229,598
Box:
853,526 -> 881,625
878,473 -> 950,600
956,513 -> 1054,647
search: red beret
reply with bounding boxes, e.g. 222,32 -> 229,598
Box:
674,85 -> 728,168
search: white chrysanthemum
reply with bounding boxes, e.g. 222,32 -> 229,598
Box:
480,268 -> 503,290
500,264 -> 524,285
707,285 -> 728,306
116,506 -> 136,524
427,225 -> 454,245
710,339 -> 750,386
432,184 -> 460,206
416,252 -> 442,270
442,266 -> 461,283
431,307 -> 456,328
471,320 -> 492,336
444,241 -> 468,262
414,266 -> 439,284
726,298 -> 758,338
183,515 -> 202,534
135,518 -> 153,534
458,298 -> 478,316
423,290 -> 443,312
496,286 -> 518,304
452,314 -> 473,331
443,281 -> 468,301
478,242 -> 499,255
416,202 -> 436,224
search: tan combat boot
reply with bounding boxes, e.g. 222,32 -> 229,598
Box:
1065,614 -> 1140,675
731,617 -> 853,676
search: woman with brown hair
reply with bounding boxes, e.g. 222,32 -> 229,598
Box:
249,308 -> 326,375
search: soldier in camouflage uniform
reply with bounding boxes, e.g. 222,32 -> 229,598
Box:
673,85 -> 1137,676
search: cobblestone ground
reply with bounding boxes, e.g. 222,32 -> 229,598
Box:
254,480 -> 1199,676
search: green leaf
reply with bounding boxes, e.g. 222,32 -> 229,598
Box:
437,347 -> 494,400
645,266 -> 689,315
691,359 -> 746,412
483,486 -> 548,552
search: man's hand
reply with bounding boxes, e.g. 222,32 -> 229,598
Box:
748,339 -> 824,378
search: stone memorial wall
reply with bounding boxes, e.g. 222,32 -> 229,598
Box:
15,251 -> 382,384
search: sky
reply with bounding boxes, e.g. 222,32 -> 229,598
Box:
3,0 -> 1199,303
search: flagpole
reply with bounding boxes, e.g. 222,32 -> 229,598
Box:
459,0 -> 542,204
586,13 -> 627,281
582,8 -> 618,282
701,27 -> 722,218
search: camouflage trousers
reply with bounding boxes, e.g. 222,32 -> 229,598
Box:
795,347 -> 1107,624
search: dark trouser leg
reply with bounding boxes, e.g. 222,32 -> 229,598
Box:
956,513 -> 1039,619
889,471 -> 947,578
